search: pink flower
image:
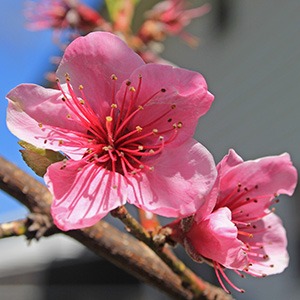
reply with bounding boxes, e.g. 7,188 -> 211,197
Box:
6,32 -> 216,231
167,149 -> 297,293
139,0 -> 210,45
24,0 -> 106,33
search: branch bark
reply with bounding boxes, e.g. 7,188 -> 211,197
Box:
0,155 -> 233,300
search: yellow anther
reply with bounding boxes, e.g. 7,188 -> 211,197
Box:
62,97 -> 66,102
38,123 -> 43,128
66,76 -> 71,82
79,100 -> 85,104
63,158 -> 68,163
67,114 -> 71,118
59,140 -> 64,145
153,129 -> 158,134
108,145 -> 113,150
136,126 -> 143,132
106,116 -> 113,122
171,104 -> 176,109
103,146 -> 109,151
111,104 -> 117,108
139,165 -> 144,169
138,105 -> 144,110
138,146 -> 144,150
65,73 -> 69,77
149,149 -> 154,154
120,152 -> 125,156
78,168 -> 82,171
149,167 -> 154,171
173,123 -> 177,128
56,78 -> 59,82
93,154 -> 98,158
87,149 -> 92,154
131,170 -> 137,174
159,136 -> 164,140
138,74 -> 142,79
112,185 -> 118,189
177,121 -> 183,128
79,85 -> 83,90
88,139 -> 92,143
129,87 -> 136,92
111,74 -> 117,80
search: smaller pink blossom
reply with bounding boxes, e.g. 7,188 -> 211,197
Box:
24,0 -> 106,33
138,0 -> 210,45
166,149 -> 297,293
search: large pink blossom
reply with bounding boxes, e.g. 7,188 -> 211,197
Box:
167,149 -> 297,293
6,32 -> 216,231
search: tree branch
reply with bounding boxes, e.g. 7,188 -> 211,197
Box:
0,155 -> 233,300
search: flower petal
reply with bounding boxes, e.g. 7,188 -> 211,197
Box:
186,207 -> 248,269
239,213 -> 289,276
45,160 -> 128,230
116,63 -> 214,147
217,149 -> 244,177
6,84 -> 87,159
127,139 -> 217,217
57,32 -> 145,120
217,153 -> 298,215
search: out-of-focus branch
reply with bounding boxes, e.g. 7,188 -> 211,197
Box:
0,219 -> 27,239
0,155 -> 233,300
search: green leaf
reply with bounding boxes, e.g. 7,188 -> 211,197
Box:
18,141 -> 66,177
105,0 -> 141,22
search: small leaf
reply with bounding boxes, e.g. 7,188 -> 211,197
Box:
105,0 -> 141,23
18,141 -> 66,177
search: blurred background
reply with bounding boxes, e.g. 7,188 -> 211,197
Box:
0,0 -> 299,299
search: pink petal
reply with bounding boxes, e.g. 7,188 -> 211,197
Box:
6,84 -> 87,159
186,207 -> 248,269
127,139 -> 217,218
45,160 -> 128,230
56,32 -> 145,120
116,63 -> 214,147
239,213 -> 288,275
217,149 -> 244,177
217,153 -> 298,215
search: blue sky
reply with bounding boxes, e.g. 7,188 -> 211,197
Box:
0,0 -> 102,222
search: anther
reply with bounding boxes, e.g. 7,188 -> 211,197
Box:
67,114 -> 71,118
255,185 -> 259,189
129,87 -> 136,92
62,97 -> 66,102
79,85 -> 83,90
111,104 -> 117,108
44,140 -> 47,144
78,168 -> 82,171
149,167 -> 154,171
153,129 -> 158,134
126,81 -> 131,86
106,116 -> 113,122
177,122 -> 182,128
149,149 -> 154,153
56,78 -> 59,82
159,136 -> 164,140
168,118 -> 172,122
270,264 -> 274,268
136,126 -> 143,132
173,123 -> 177,128
112,185 -> 118,189
274,193 -> 278,197
80,100 -> 85,104
139,74 -> 142,79
139,165 -> 144,169
171,104 -> 176,109
161,88 -> 166,92
131,170 -> 137,174
138,105 -> 144,110
38,123 -> 43,128
111,74 -> 117,80
59,140 -> 64,145
138,146 -> 144,150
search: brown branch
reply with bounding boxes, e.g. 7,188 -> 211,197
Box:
0,155 -> 233,300
0,219 -> 27,238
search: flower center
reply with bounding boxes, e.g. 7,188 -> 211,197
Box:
47,73 -> 181,178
